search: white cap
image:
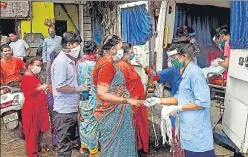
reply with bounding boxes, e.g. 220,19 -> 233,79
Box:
167,49 -> 179,57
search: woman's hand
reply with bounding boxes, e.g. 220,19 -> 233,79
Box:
128,99 -> 144,107
38,83 -> 48,91
78,112 -> 84,122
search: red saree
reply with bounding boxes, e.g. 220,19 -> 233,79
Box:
117,61 -> 149,153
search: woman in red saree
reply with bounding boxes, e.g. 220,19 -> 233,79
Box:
116,42 -> 149,155
21,57 -> 50,157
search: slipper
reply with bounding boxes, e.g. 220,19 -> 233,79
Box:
80,148 -> 89,155
38,147 -> 50,153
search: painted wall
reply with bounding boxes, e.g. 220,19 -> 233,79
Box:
21,2 -> 54,38
54,4 -> 79,32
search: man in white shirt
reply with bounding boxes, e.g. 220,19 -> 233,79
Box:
9,32 -> 31,60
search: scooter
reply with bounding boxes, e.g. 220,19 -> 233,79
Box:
0,85 -> 24,138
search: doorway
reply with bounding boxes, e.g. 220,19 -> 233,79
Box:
55,20 -> 67,36
0,19 -> 15,36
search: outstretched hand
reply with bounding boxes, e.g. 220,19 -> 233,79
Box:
144,97 -> 160,107
128,99 -> 144,107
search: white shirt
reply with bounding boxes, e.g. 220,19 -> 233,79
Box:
9,39 -> 29,58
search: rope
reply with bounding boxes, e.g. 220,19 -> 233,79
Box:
145,83 -> 159,147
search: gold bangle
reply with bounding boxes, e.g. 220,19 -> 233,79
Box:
123,97 -> 128,104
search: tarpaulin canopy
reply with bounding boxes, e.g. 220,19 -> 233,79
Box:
230,1 -> 248,49
121,4 -> 153,45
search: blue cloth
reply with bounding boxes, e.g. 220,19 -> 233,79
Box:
158,66 -> 182,127
230,1 -> 248,49
97,65 -> 137,157
174,62 -> 214,152
51,52 -> 80,113
92,16 -> 103,45
185,149 -> 215,157
42,36 -> 62,61
121,4 -> 153,45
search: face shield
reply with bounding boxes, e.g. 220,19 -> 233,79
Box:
167,49 -> 181,67
213,34 -> 224,52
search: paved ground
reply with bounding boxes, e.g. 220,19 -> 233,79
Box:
0,120 -> 172,157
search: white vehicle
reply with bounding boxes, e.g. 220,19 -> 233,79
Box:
0,86 -> 24,138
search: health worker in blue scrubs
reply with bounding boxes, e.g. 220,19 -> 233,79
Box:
144,43 -> 215,157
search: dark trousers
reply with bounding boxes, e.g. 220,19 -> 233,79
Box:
185,149 -> 216,157
54,112 -> 77,157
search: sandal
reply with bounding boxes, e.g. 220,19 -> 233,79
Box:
38,147 -> 50,153
80,148 -> 89,155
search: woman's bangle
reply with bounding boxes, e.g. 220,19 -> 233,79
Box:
123,97 -> 129,104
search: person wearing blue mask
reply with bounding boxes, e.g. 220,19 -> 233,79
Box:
116,42 -> 149,156
144,43 -> 215,157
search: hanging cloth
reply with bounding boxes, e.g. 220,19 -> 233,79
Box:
205,17 -> 212,47
196,17 -> 202,45
121,4 -> 153,45
230,1 -> 248,49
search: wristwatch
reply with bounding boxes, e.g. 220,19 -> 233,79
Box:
123,95 -> 129,104
123,97 -> 128,104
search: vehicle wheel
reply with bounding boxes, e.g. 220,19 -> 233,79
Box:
6,119 -> 19,130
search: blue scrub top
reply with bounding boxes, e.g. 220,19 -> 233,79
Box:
157,66 -> 181,96
174,62 -> 214,152
157,66 -> 182,127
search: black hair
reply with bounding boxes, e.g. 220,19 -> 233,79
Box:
83,40 -> 97,54
100,34 -> 122,56
123,42 -> 132,54
223,29 -> 230,36
216,24 -> 230,37
101,35 -> 121,51
180,43 -> 198,60
25,56 -> 42,69
0,44 -> 11,52
168,43 -> 199,60
61,31 -> 82,49
8,32 -> 17,35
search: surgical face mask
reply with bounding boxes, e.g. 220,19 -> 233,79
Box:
112,49 -> 124,62
171,58 -> 185,68
218,41 -> 225,47
31,65 -> 41,74
129,53 -> 135,60
68,45 -> 81,58
49,32 -> 55,37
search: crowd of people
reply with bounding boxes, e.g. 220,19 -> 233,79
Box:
0,25 -> 231,157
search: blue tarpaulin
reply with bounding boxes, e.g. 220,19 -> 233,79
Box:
230,1 -> 248,49
121,4 -> 153,45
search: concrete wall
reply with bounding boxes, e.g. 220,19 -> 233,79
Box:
21,2 -> 54,38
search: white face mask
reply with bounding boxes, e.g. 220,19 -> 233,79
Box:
112,49 -> 124,62
31,65 -> 41,74
68,45 -> 81,58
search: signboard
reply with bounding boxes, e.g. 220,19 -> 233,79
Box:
0,1 -> 30,18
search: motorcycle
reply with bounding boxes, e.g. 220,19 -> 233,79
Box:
0,85 -> 24,138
